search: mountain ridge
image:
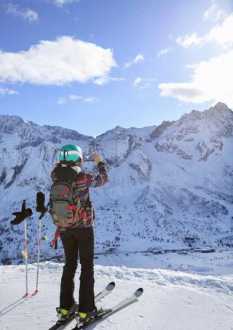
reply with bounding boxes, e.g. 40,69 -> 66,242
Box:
0,102 -> 232,264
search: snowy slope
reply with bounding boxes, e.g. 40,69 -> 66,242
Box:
0,253 -> 233,330
0,102 -> 233,263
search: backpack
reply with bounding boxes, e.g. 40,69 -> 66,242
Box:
49,164 -> 80,228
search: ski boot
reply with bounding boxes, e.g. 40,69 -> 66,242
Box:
48,308 -> 70,329
56,307 -> 70,321
49,304 -> 79,329
55,304 -> 79,326
78,308 -> 98,325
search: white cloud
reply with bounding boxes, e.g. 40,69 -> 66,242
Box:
0,36 -> 116,85
23,9 -> 38,22
0,87 -> 18,95
207,13 -> 233,47
134,54 -> 144,63
124,53 -> 144,68
159,83 -> 207,103
133,77 -> 157,89
176,33 -> 203,48
51,0 -> 80,7
159,49 -> 233,107
133,77 -> 142,87
94,76 -> 125,86
58,94 -> 98,105
6,4 -> 39,22
177,13 -> 233,48
203,2 -> 227,22
157,48 -> 172,57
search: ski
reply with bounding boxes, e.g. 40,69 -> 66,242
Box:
94,281 -> 115,302
73,287 -> 144,330
48,281 -> 115,330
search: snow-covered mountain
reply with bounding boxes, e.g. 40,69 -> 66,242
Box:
0,102 -> 233,264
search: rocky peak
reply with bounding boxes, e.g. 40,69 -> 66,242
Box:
150,120 -> 174,139
0,115 -> 93,146
0,115 -> 25,134
205,102 -> 233,121
212,102 -> 231,112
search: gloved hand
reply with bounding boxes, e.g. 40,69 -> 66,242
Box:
92,152 -> 103,165
36,192 -> 48,219
11,200 -> 33,225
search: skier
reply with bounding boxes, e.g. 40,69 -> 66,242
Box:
49,144 -> 108,327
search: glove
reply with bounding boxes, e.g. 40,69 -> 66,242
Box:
92,152 -> 103,165
11,200 -> 33,225
36,192 -> 48,219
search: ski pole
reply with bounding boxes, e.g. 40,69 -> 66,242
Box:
11,200 -> 33,298
23,219 -> 29,297
32,191 -> 48,296
32,216 -> 42,296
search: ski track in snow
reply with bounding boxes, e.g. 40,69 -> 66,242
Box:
0,253 -> 233,330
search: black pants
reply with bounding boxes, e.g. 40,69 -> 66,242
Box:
60,227 -> 95,313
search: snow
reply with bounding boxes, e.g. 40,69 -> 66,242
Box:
0,103 -> 233,262
0,103 -> 233,328
0,252 -> 233,330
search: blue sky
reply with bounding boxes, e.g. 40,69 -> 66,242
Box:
0,0 -> 233,136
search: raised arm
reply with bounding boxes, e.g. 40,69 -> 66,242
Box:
89,153 -> 108,187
